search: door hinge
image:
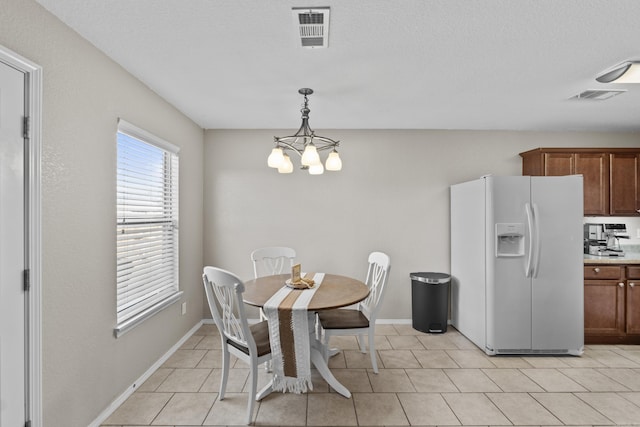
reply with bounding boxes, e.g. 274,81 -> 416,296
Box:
23,269 -> 30,292
23,116 -> 30,139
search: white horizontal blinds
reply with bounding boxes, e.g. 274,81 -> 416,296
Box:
116,120 -> 179,326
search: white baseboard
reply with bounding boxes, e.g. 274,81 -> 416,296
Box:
246,317 -> 413,324
88,320 -> 205,427
376,318 -> 412,324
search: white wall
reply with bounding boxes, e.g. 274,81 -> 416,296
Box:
1,1 -> 204,426
204,129 -> 640,320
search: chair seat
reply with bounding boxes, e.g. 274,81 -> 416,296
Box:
318,309 -> 369,329
227,321 -> 271,357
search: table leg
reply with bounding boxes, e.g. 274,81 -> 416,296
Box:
308,313 -> 351,398
256,380 -> 273,401
258,313 -> 352,399
258,351 -> 351,399
310,347 -> 351,398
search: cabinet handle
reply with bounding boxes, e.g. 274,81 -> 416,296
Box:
594,267 -> 601,273
619,282 -> 624,287
631,282 -> 636,288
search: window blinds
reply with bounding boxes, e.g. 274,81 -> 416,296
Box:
116,120 -> 180,335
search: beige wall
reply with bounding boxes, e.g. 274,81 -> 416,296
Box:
1,1 -> 204,426
3,0 -> 640,425
204,130 -> 640,320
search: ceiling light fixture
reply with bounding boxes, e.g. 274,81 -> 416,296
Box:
268,88 -> 342,175
596,61 -> 640,83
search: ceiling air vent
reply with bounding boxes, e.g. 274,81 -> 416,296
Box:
292,7 -> 330,48
571,89 -> 626,101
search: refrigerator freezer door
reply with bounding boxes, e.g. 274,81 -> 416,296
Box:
450,179 -> 487,351
530,176 -> 584,354
486,176 -> 532,352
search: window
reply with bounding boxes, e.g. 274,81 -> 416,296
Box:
115,119 -> 181,337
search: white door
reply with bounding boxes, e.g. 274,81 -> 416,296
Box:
531,176 -> 584,352
0,60 -> 26,426
486,176 -> 532,351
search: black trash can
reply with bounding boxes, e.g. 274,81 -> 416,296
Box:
410,272 -> 451,333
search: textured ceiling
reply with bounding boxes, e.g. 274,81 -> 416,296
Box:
34,0 -> 640,132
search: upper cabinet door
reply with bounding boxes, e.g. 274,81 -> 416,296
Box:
610,153 -> 640,215
543,152 -> 574,176
576,153 -> 609,216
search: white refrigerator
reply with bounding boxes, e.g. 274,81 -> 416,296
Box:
450,175 -> 584,355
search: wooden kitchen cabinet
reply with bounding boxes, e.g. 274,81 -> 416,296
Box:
610,153 -> 640,215
576,153 -> 609,216
626,266 -> 640,335
520,148 -> 639,216
584,264 -> 640,344
584,266 -> 625,338
541,152 -> 574,176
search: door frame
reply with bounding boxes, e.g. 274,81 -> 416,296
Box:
0,44 -> 42,427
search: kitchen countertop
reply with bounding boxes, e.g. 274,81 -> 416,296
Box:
584,245 -> 640,264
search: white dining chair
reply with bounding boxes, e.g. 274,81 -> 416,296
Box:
203,266 -> 271,425
250,246 -> 296,320
317,251 -> 391,373
250,246 -> 296,279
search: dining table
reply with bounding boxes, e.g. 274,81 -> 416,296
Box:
243,273 -> 369,399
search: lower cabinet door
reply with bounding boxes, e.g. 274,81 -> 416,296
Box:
585,280 -> 625,336
627,280 -> 640,335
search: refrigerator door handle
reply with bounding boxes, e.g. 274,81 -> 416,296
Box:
525,202 -> 534,278
532,203 -> 541,278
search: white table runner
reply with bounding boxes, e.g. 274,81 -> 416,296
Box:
263,272 -> 325,393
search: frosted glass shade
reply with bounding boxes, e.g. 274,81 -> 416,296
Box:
301,143 -> 320,166
267,147 -> 284,168
325,151 -> 342,171
308,162 -> 324,175
277,154 -> 293,173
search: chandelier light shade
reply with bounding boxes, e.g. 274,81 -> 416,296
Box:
269,88 -> 342,174
267,147 -> 284,167
278,154 -> 294,174
596,61 -> 640,83
325,149 -> 342,171
308,162 -> 324,175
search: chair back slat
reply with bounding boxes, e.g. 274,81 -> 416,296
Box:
251,246 -> 296,278
360,252 -> 391,320
203,266 -> 254,351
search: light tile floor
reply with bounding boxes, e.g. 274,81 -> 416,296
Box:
101,324 -> 640,426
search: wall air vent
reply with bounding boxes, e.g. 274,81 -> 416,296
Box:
292,7 -> 330,48
571,89 -> 626,101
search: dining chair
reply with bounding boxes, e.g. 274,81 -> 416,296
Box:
317,251 -> 391,373
203,266 -> 271,425
250,246 -> 296,279
250,246 -> 296,320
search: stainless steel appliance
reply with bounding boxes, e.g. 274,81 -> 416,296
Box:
451,175 -> 584,356
584,223 -> 628,256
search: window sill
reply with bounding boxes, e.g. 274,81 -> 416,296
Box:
114,291 -> 183,338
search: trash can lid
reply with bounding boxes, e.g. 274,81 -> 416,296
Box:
410,272 -> 451,284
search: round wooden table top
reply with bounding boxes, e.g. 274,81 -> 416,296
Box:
243,273 -> 369,311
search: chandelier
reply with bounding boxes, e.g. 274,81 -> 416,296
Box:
268,88 -> 342,174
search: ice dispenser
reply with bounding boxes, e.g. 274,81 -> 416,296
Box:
496,223 -> 525,257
